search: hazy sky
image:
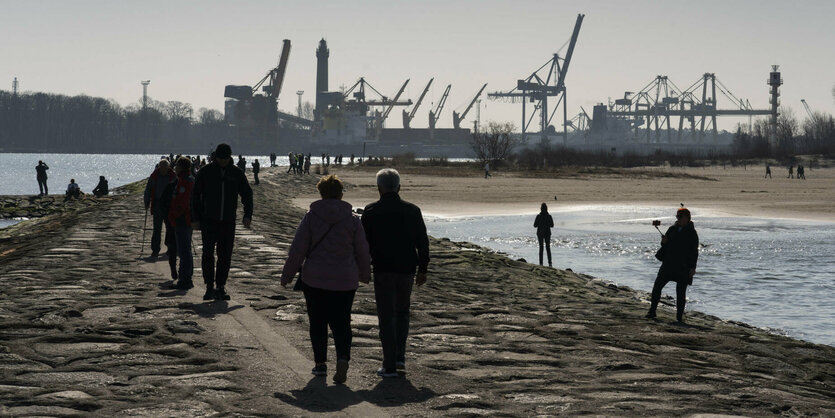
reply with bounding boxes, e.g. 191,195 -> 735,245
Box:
2,0 -> 833,130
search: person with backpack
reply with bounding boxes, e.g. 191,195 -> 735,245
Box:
534,203 -> 554,267
280,175 -> 371,384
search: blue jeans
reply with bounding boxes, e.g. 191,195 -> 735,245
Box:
174,222 -> 193,283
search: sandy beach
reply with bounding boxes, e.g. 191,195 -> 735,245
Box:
293,165 -> 835,221
1,166 -> 834,416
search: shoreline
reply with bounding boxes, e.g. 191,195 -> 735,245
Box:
1,167 -> 833,415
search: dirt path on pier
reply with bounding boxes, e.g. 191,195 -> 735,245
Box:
1,167 -> 834,416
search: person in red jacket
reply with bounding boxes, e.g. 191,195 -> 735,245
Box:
161,157 -> 196,290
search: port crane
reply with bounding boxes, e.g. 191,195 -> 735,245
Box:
374,79 -> 410,135
801,99 -> 814,119
453,83 -> 488,129
428,84 -> 451,130
402,78 -> 434,129
488,14 -> 584,144
252,39 -> 291,101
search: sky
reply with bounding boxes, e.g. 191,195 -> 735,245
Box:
2,0 -> 834,131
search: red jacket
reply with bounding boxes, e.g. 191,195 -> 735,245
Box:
168,173 -> 194,226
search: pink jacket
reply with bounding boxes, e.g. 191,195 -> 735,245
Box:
280,199 -> 371,291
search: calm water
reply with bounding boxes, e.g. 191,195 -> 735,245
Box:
0,153 -> 314,196
426,206 -> 835,346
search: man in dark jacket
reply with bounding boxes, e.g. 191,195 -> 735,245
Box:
191,144 -> 253,301
252,159 -> 260,185
144,160 -> 176,258
647,207 -> 699,323
534,203 -> 554,267
361,168 -> 430,378
36,160 -> 49,195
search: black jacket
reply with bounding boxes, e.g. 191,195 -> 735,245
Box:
36,164 -> 49,180
361,193 -> 430,275
656,222 -> 699,284
191,162 -> 253,223
534,212 -> 554,237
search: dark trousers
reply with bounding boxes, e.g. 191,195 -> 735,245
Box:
151,208 -> 171,255
164,220 -> 177,277
37,178 -> 48,195
538,234 -> 552,266
649,275 -> 688,320
200,220 -> 235,289
302,283 -> 356,363
253,172 -> 259,184
173,222 -> 193,283
287,164 -> 295,173
374,272 -> 414,370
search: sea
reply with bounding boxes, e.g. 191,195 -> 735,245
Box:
2,153 -> 833,346
425,206 -> 835,346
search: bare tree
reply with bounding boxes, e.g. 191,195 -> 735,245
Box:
302,101 -> 314,120
470,121 -> 518,164
165,101 -> 193,122
197,107 -> 224,124
777,106 -> 799,143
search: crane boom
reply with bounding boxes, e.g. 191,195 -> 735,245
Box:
555,14 -> 583,91
381,79 -> 410,121
801,99 -> 814,119
429,84 -> 451,130
453,83 -> 488,129
272,39 -> 291,98
403,78 -> 434,129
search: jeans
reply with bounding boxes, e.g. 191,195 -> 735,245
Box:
174,221 -> 193,283
538,234 -> 552,266
200,220 -> 236,289
374,272 -> 414,370
302,283 -> 356,363
37,178 -> 48,194
649,274 -> 689,320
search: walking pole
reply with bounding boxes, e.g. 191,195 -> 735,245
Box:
140,207 -> 149,256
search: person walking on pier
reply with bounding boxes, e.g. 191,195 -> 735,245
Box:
646,207 -> 699,323
534,203 -> 554,267
252,159 -> 261,185
36,160 -> 49,195
191,143 -> 253,301
144,159 -> 176,258
280,175 -> 371,384
161,157 -> 196,290
362,168 -> 430,378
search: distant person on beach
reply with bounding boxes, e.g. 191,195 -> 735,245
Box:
252,159 -> 261,185
797,164 -> 805,180
143,159 -> 176,258
303,156 -> 311,175
787,165 -> 794,179
287,152 -> 296,174
484,161 -> 492,179
36,160 -> 49,195
92,176 -> 109,197
534,203 -> 554,267
160,157 -> 195,290
191,143 -> 253,301
646,207 -> 699,323
350,154 -> 355,165
280,175 -> 371,384
236,155 -> 247,173
270,152 -> 277,167
297,153 -> 305,174
362,168 -> 430,378
765,164 -> 771,179
65,179 -> 81,198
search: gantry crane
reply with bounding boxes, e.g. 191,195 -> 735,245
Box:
453,83 -> 488,129
403,78 -> 434,129
429,84 -> 451,130
488,14 -> 584,144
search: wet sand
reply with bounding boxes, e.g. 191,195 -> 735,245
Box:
294,165 -> 835,221
1,166 -> 834,416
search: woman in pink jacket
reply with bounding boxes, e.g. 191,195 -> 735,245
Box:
280,175 -> 371,384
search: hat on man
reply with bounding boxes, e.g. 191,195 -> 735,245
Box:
215,143 -> 232,159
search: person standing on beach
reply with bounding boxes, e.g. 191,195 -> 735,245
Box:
270,152 -> 276,167
534,203 -> 554,267
798,164 -> 805,180
236,155 -> 247,173
252,159 -> 261,185
287,152 -> 296,174
280,175 -> 371,384
484,161 -> 492,179
362,168 -> 430,378
36,160 -> 49,195
304,156 -> 311,175
161,157 -> 196,290
646,207 -> 699,323
765,164 -> 771,179
787,165 -> 794,178
191,143 -> 253,301
144,160 -> 176,258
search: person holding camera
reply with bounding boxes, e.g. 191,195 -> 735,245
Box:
647,207 -> 699,323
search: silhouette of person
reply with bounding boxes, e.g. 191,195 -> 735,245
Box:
647,207 -> 699,323
787,165 -> 794,178
534,203 -> 554,267
36,160 -> 49,195
765,164 -> 771,179
92,176 -> 109,197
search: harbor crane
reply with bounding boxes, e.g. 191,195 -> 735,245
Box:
488,14 -> 584,144
403,78 -> 434,129
253,39 -> 291,101
374,79 -> 410,135
453,83 -> 488,129
801,99 -> 814,119
429,84 -> 451,130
